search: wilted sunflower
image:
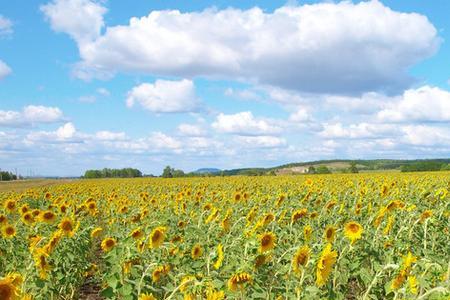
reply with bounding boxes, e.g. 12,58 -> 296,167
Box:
149,226 -> 166,249
324,226 -> 336,243
90,227 -> 103,238
292,245 -> 310,274
130,228 -> 144,240
152,265 -> 170,283
58,217 -> 77,237
33,249 -> 52,279
316,243 -> 338,287
213,244 -> 224,270
228,272 -> 252,292
344,221 -> 363,244
259,232 -> 276,253
191,244 -> 203,259
2,224 -> 16,239
101,237 -> 117,252
43,231 -> 62,254
291,209 -> 308,223
303,225 -> 313,242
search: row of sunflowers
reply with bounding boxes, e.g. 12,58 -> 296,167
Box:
0,172 -> 449,299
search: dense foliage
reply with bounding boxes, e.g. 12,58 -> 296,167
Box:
83,168 -> 142,179
0,172 -> 449,299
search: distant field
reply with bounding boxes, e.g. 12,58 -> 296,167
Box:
0,179 -> 74,193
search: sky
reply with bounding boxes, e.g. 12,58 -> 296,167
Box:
0,0 -> 449,176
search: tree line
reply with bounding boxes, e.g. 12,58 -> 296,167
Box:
83,168 -> 142,178
0,171 -> 18,181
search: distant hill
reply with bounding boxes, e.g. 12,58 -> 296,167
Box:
192,168 -> 221,174
217,159 -> 450,176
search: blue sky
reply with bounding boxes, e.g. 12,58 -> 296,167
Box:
0,0 -> 449,176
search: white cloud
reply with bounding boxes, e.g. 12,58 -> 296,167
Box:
289,108 -> 312,122
0,60 -> 11,80
26,122 -> 79,143
212,111 -> 281,136
95,131 -> 126,141
66,1 -> 438,94
377,86 -> 450,122
0,15 -> 13,36
401,125 -> 450,146
235,135 -> 287,148
177,123 -> 206,137
319,122 -> 397,139
96,87 -> 110,96
0,105 -> 64,127
126,79 -> 200,113
41,0 -> 107,43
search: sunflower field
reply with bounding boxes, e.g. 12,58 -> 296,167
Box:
0,172 -> 449,300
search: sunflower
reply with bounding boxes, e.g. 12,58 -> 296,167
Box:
139,293 -> 156,300
292,245 -> 310,274
213,244 -> 224,270
40,210 -> 56,224
0,214 -> 7,225
19,204 -> 29,214
4,200 -> 16,212
316,243 -> 338,287
33,249 -> 52,279
0,277 -> 17,300
130,228 -> 144,240
259,232 -> 276,253
191,244 -> 203,259
21,212 -> 34,225
206,289 -> 225,300
291,209 -> 308,223
419,210 -> 432,223
227,272 -> 252,292
43,231 -> 62,254
101,237 -> 117,253
303,225 -> 312,242
343,221 -> 363,244
151,265 -> 170,283
2,224 -> 16,239
324,226 -> 336,243
90,227 -> 103,238
262,213 -> 275,226
149,227 -> 166,249
58,217 -> 77,237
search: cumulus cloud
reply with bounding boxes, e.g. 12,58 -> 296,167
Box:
0,15 -> 13,36
401,125 -> 450,146
177,123 -> 206,137
319,122 -> 397,139
0,60 -> 11,80
126,79 -> 200,113
212,111 -> 281,136
0,105 -> 64,127
235,135 -> 287,148
41,0 -> 107,43
95,131 -> 127,141
377,86 -> 450,122
59,0 -> 439,94
26,122 -> 79,143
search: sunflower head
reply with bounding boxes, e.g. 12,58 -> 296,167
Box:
191,244 -> 203,260
344,221 -> 363,244
58,217 -> 77,237
324,226 -> 336,243
259,232 -> 276,253
90,227 -> 103,239
2,224 -> 16,239
130,228 -> 144,239
316,243 -> 338,287
149,226 -> 166,249
101,237 -> 117,253
0,277 -> 17,300
227,272 -> 252,292
292,245 -> 310,274
40,210 -> 57,224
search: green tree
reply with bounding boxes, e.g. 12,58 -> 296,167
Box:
349,162 -> 359,173
162,166 -> 173,178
